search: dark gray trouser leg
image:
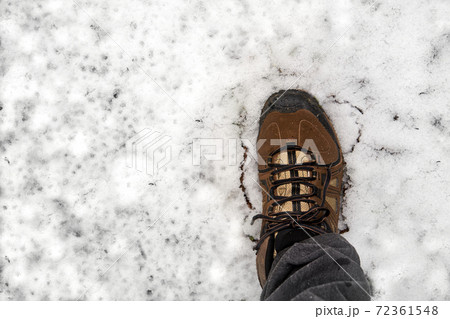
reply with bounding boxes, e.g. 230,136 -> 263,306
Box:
261,233 -> 371,301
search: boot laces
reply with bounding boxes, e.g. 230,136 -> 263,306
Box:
251,145 -> 332,251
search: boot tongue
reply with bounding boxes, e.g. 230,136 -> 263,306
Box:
274,228 -> 315,253
272,148 -> 313,166
271,149 -> 314,213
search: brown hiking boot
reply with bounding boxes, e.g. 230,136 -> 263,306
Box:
252,89 -> 345,287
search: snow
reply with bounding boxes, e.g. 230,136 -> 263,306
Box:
0,0 -> 449,300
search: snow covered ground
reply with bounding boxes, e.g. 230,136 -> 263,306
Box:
1,0 -> 449,300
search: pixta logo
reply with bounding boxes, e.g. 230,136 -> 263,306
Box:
126,128 -> 172,176
191,138 -> 324,166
